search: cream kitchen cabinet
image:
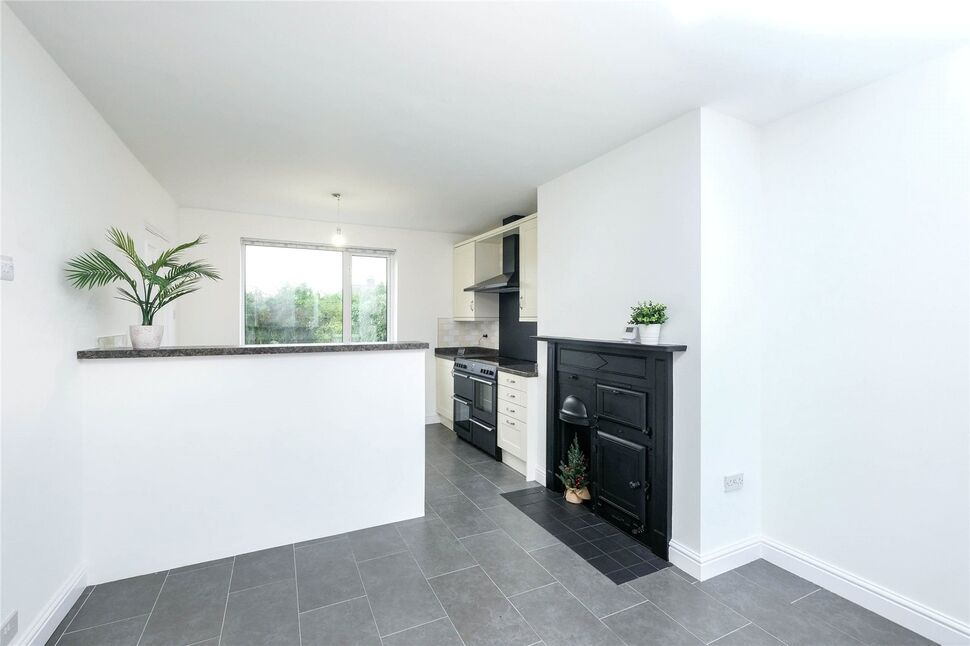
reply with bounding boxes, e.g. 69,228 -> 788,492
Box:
435,357 -> 454,429
496,369 -> 538,478
517,217 -> 537,322
453,239 -> 500,321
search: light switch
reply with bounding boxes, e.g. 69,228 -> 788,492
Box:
1,256 -> 14,282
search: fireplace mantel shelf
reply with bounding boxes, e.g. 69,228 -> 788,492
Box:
534,336 -> 687,352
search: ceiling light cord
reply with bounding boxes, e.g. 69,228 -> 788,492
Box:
331,192 -> 345,246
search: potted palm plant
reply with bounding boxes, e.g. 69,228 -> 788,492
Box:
629,300 -> 668,345
66,228 -> 221,349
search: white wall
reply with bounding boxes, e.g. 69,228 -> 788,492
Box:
761,49 -> 970,627
698,110 -> 763,553
0,5 -> 178,642
80,350 -> 425,583
537,111 -> 704,552
177,208 -> 460,419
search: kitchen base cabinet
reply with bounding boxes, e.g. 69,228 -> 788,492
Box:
435,357 -> 454,429
496,370 -> 538,477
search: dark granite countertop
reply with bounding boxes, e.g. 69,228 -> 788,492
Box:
78,342 -> 429,360
434,347 -> 538,377
433,346 -> 499,360
534,336 -> 687,352
489,358 -> 538,378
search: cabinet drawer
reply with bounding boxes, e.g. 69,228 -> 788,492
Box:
498,371 -> 528,392
499,399 -> 528,423
497,413 -> 526,458
498,384 -> 525,404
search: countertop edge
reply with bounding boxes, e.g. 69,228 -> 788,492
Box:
534,336 -> 687,352
78,342 -> 430,360
433,347 -> 538,377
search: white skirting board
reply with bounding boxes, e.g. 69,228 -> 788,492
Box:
20,566 -> 86,646
669,537 -> 969,645
760,538 -> 969,646
425,414 -> 441,425
668,537 -> 763,581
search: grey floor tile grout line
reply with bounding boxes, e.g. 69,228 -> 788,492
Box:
216,555 -> 236,646
493,514 -> 632,634
726,568 -> 864,644
789,587 -> 820,604
377,615 -> 445,640
473,550 -> 544,644
706,620 -> 753,645
355,549 -> 411,565
135,571 -> 169,646
349,541 -> 383,644
425,563 -> 480,580
411,551 -> 468,646
644,597 -> 714,645
227,573 -> 296,597
596,599 -> 649,620
292,545 -> 303,646
505,581 -> 558,599
297,594 -> 369,616
456,527 -> 503,541
54,586 -> 95,643
58,611 -> 148,637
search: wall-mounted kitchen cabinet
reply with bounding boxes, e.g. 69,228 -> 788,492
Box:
518,218 -> 537,322
453,239 -> 500,321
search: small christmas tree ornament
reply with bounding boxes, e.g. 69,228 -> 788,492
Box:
557,436 -> 591,504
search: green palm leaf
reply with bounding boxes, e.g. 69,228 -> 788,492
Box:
65,250 -> 136,290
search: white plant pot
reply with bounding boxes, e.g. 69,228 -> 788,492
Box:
130,325 -> 164,349
637,324 -> 662,345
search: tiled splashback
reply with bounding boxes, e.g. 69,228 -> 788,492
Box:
437,318 -> 499,349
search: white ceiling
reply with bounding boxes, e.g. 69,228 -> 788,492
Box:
8,1 -> 969,234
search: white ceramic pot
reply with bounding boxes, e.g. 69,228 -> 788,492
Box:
130,325 -> 164,349
638,324 -> 661,345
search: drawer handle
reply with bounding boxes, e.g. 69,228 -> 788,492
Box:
507,420 -> 516,426
508,408 -> 516,414
508,379 -> 516,384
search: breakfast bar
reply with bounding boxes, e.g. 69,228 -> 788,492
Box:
77,342 -> 428,583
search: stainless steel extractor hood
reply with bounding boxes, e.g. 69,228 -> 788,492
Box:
463,272 -> 518,293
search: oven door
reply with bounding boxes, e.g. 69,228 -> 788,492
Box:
453,395 -> 472,442
470,376 -> 496,426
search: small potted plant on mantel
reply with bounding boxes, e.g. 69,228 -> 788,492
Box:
66,228 -> 221,349
558,436 -> 591,504
629,300 -> 668,345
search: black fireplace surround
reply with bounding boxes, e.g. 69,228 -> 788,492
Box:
538,336 -> 686,561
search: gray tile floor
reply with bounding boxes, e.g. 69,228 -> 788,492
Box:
48,424 -> 934,646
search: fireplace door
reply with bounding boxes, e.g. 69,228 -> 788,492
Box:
592,428 -> 648,532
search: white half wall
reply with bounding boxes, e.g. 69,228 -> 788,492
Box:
79,350 -> 425,583
761,48 -> 970,629
1,6 -> 178,643
537,110 -> 704,552
176,208 -> 461,419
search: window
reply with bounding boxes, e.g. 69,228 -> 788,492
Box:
242,240 -> 393,344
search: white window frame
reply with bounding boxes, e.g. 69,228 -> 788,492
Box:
240,238 -> 396,344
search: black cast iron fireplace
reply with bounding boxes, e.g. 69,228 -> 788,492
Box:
538,336 -> 687,561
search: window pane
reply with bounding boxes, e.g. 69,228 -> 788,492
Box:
244,245 -> 343,344
351,255 -> 387,342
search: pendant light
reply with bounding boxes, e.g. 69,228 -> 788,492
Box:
331,192 -> 346,246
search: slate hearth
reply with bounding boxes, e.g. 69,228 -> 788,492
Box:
501,487 -> 671,584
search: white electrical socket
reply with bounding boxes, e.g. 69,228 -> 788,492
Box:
0,256 -> 14,282
1,610 -> 18,646
724,473 -> 744,492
